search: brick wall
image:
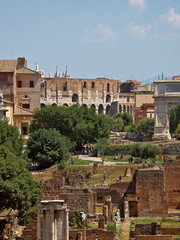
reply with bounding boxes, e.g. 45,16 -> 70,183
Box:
164,160 -> 180,208
136,169 -> 168,217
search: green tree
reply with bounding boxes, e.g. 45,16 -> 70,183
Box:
175,123 -> 180,133
138,118 -> 154,138
110,117 -> 124,131
113,112 -> 133,127
130,142 -> 160,158
27,128 -> 71,169
30,105 -> 111,150
169,106 -> 180,133
0,120 -> 23,156
0,146 -> 41,218
124,123 -> 138,133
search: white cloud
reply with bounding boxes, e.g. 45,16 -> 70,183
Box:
129,0 -> 145,9
129,24 -> 151,38
83,24 -> 120,43
160,7 -> 180,28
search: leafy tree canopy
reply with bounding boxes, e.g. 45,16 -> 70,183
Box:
0,146 -> 41,218
27,128 -> 72,169
124,123 -> 138,133
130,142 -> 160,159
170,106 -> 180,133
30,105 -> 111,150
137,118 -> 154,138
110,117 -> 124,132
113,112 -> 133,127
0,120 -> 23,156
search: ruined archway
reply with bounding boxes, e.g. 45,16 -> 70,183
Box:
72,94 -> 78,103
106,105 -> 111,115
106,94 -> 111,103
41,103 -> 46,108
98,104 -> 104,114
153,79 -> 180,139
91,104 -> 96,109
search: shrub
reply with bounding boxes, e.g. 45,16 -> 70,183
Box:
130,142 -> 161,159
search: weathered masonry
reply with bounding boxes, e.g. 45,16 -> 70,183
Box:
153,79 -> 180,139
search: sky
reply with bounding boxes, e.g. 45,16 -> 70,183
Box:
0,0 -> 180,82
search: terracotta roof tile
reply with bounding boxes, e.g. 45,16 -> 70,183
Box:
0,60 -> 17,72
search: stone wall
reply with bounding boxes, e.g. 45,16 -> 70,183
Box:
69,229 -> 114,240
136,169 -> 168,217
164,159 -> 180,208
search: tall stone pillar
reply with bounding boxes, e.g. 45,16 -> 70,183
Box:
37,200 -> 69,240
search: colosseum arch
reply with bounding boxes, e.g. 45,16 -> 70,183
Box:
41,103 -> 46,108
106,105 -> 111,115
127,106 -> 130,113
51,103 -> 57,106
82,104 -> 87,108
123,105 -> 126,112
98,104 -> 104,114
72,94 -> 78,103
119,105 -> 122,113
91,104 -> 96,109
153,79 -> 180,139
63,103 -> 69,107
106,94 -> 111,103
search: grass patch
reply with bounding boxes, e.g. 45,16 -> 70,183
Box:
134,218 -> 180,228
72,158 -> 96,165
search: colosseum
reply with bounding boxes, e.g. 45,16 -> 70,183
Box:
40,76 -> 135,117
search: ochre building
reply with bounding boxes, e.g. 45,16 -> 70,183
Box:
0,57 -> 41,135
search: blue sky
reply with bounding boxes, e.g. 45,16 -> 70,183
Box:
0,0 -> 180,82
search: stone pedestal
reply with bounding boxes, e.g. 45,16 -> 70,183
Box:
93,163 -> 98,174
37,200 -> 69,240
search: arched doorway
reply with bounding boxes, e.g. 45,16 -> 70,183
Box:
119,105 -> 122,113
123,105 -> 126,112
72,94 -> 78,103
82,104 -> 87,108
41,103 -> 46,108
51,103 -> 57,106
106,94 -> 111,103
153,79 -> 180,139
106,105 -> 111,115
63,103 -> 69,107
127,106 -> 130,113
98,104 -> 104,114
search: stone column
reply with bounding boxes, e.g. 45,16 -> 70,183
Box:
37,200 -> 69,240
37,209 -> 41,240
81,212 -> 86,240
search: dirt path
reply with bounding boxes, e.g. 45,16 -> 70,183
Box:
119,218 -> 131,240
77,155 -> 128,165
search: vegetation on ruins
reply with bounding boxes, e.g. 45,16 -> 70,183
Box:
170,106 -> 180,133
125,123 -> 138,133
30,105 -> 111,151
111,112 -> 133,131
0,120 -> 23,156
137,118 -> 154,138
27,128 -> 72,169
0,146 -> 41,220
130,142 -> 161,159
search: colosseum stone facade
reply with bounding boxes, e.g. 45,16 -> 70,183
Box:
40,77 -> 135,117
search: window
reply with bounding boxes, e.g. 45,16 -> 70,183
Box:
150,113 -> 152,118
22,104 -> 30,109
21,122 -> 28,136
83,81 -> 87,88
63,82 -> 67,91
107,83 -> 110,92
30,81 -> 34,88
92,82 -> 95,88
18,81 -> 22,88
